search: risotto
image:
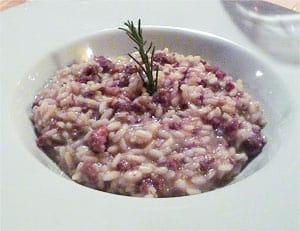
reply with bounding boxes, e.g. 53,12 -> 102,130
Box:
31,48 -> 266,197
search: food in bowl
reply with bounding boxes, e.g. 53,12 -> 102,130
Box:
31,48 -> 266,197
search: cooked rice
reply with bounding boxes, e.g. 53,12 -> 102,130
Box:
31,48 -> 266,197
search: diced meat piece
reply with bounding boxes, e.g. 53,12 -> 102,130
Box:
153,52 -> 176,65
153,52 -> 168,65
70,125 -> 85,140
36,135 -> 50,148
204,64 -> 218,73
116,159 -> 136,172
82,65 -> 99,76
131,97 -> 150,113
199,155 -> 214,172
209,116 -> 223,129
137,177 -> 153,193
110,95 -> 132,111
83,90 -> 96,98
87,126 -> 108,153
94,56 -> 114,72
152,89 -> 172,108
136,174 -> 165,194
117,75 -> 129,87
131,101 -> 145,113
124,64 -> 137,75
81,162 -> 99,185
215,70 -> 226,79
223,119 -> 239,135
168,120 -> 182,130
180,102 -> 189,110
225,82 -> 235,92
77,74 -> 94,84
76,65 -> 99,83
165,159 -> 182,171
210,83 -> 221,92
241,133 -> 266,157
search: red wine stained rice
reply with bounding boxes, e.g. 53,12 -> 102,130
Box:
31,49 -> 266,197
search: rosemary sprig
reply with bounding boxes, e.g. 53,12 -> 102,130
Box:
119,19 -> 159,95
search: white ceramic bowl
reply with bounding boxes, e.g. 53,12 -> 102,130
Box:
7,27 -> 295,229
14,26 -> 290,182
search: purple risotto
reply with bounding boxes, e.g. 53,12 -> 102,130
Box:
31,49 -> 266,197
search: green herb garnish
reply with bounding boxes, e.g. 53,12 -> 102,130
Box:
119,19 -> 158,95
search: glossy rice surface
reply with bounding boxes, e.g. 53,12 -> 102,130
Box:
31,49 -> 266,197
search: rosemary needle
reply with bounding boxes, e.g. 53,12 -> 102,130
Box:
119,19 -> 159,95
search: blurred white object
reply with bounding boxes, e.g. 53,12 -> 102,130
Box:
223,0 -> 300,64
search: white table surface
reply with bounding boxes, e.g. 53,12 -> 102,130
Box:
1,1 -> 299,230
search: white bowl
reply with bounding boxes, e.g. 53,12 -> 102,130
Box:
7,27 -> 296,229
14,26 -> 290,181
